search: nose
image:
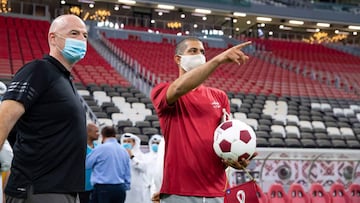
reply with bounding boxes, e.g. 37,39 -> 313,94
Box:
80,35 -> 87,41
77,33 -> 87,41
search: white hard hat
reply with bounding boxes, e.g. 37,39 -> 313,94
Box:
0,81 -> 7,95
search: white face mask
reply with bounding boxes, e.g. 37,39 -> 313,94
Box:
180,54 -> 206,72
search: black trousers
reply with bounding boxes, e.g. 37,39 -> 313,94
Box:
79,190 -> 92,203
6,186 -> 78,203
90,184 -> 126,203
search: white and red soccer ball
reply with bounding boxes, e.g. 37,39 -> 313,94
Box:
213,120 -> 257,162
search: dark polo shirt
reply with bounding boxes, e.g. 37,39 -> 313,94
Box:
3,55 -> 87,198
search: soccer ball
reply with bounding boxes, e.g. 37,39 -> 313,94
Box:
213,120 -> 256,162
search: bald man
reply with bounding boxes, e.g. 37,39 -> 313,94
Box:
0,14 -> 88,203
79,123 -> 99,203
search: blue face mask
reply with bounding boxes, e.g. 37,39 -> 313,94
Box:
151,144 -> 159,152
59,37 -> 87,64
123,143 -> 132,150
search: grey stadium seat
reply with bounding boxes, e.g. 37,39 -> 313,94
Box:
93,112 -> 108,119
331,140 -> 348,148
151,120 -> 160,128
107,91 -> 120,97
314,133 -> 330,140
142,127 -> 159,136
145,115 -> 159,122
300,132 -> 315,140
100,102 -> 115,110
126,97 -> 139,104
123,126 -> 141,135
135,121 -> 151,128
255,131 -> 271,139
300,139 -> 317,148
105,106 -> 120,117
140,97 -> 153,105
346,140 -> 360,149
268,138 -> 286,147
120,92 -> 134,98
258,125 -> 271,132
256,137 -> 269,147
316,139 -> 333,148
258,119 -> 272,126
325,121 -> 338,128
285,138 -> 302,148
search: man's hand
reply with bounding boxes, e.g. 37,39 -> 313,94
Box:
125,148 -> 133,158
212,41 -> 252,66
151,192 -> 160,203
223,152 -> 258,170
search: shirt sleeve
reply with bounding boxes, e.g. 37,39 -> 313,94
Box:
224,92 -> 230,115
150,83 -> 173,115
2,60 -> 52,111
124,153 -> 131,190
131,153 -> 148,172
85,148 -> 98,169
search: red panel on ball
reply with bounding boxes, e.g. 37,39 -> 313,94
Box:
219,140 -> 232,152
220,121 -> 233,131
239,130 -> 251,143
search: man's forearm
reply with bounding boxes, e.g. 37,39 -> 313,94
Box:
0,100 -> 25,149
171,58 -> 220,95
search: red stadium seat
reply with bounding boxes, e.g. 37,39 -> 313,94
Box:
309,183 -> 330,203
288,183 -> 310,203
348,183 -> 360,203
268,183 -> 289,203
329,183 -> 350,203
256,184 -> 268,203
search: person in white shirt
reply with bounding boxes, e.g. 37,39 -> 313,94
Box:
143,134 -> 163,202
150,138 -> 164,203
120,133 -> 149,203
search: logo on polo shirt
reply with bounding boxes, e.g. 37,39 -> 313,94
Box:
17,187 -> 26,192
211,101 -> 221,109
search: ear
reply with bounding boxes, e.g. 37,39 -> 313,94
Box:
174,55 -> 181,66
48,32 -> 56,46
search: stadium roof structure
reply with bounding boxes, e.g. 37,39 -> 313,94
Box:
87,0 -> 360,42
12,0 -> 357,42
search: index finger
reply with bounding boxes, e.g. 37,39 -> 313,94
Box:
249,151 -> 258,160
234,41 -> 252,49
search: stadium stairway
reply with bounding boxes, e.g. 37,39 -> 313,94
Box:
88,37 -> 153,96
